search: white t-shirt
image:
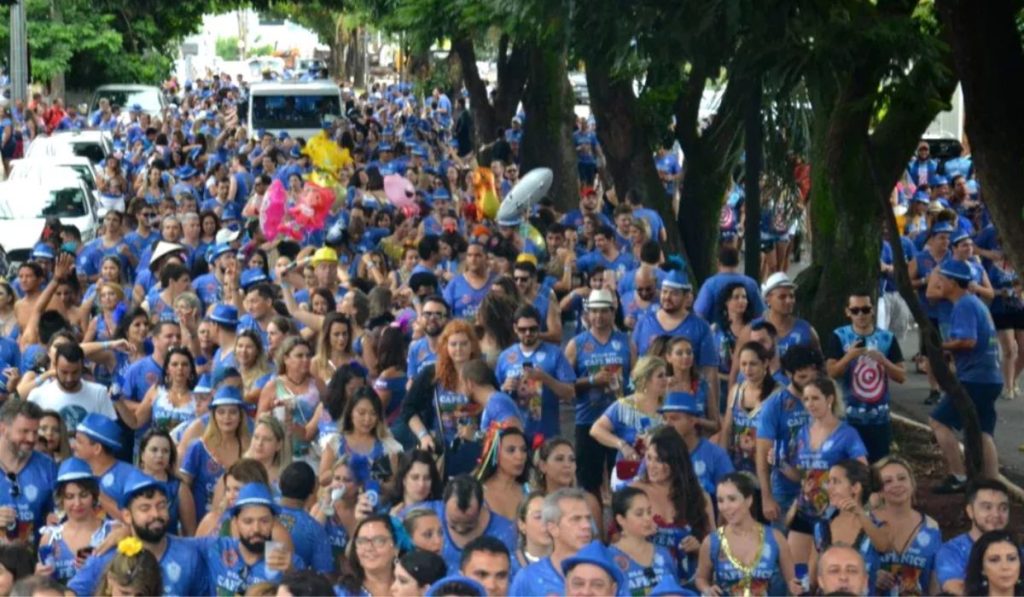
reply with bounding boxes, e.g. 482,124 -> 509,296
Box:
27,380 -> 116,434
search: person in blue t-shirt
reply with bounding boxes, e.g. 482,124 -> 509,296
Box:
755,345 -> 822,529
406,296 -> 447,380
660,391 -> 734,498
459,535 -> 514,597
935,479 -> 1010,594
442,243 -> 494,320
509,488 -> 594,596
692,246 -> 766,322
929,259 -> 1004,492
276,461 -> 335,575
432,476 -> 518,575
825,292 -> 906,463
462,360 -> 523,432
606,486 -> 678,595
495,305 -> 576,445
0,399 -> 58,544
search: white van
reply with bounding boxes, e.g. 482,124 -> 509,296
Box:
247,82 -> 343,140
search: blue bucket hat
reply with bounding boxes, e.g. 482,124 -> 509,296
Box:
230,483 -> 280,517
56,458 -> 95,485
194,372 -> 213,394
206,242 -> 234,264
649,574 -> 695,596
561,541 -> 626,591
221,203 -> 241,222
209,304 -> 239,327
659,391 -> 703,416
211,385 -> 245,409
240,268 -> 269,291
176,165 -> 198,180
951,230 -> 971,245
119,469 -> 168,509
911,190 -> 931,204
31,243 -> 55,260
277,131 -> 290,141
76,413 -> 122,451
939,258 -> 973,282
289,145 -> 302,159
928,221 -> 955,237
662,270 -> 692,291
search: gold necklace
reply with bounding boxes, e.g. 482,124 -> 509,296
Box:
718,523 -> 766,597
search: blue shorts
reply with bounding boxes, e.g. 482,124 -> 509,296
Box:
930,382 -> 1003,435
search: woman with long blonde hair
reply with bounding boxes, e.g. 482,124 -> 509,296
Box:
400,319 -> 482,477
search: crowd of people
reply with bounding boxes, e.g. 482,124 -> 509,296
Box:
0,66 -> 1016,597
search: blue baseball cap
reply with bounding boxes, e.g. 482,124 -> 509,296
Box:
119,469 -> 168,509
277,131 -> 290,141
240,268 -> 269,291
230,483 -> 279,517
31,243 -> 55,260
56,458 -> 95,485
76,413 -> 122,451
928,221 -> 955,237
425,576 -> 486,597
939,258 -> 973,282
662,270 -> 692,291
176,165 -> 198,180
561,541 -> 626,591
951,230 -> 971,245
433,188 -> 451,202
911,190 -> 931,204
211,385 -> 245,409
221,203 -> 241,222
206,243 -> 234,264
289,145 -> 302,159
130,103 -> 143,113
933,175 -> 949,186
659,391 -> 703,416
209,304 -> 239,327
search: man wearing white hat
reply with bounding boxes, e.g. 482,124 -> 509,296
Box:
565,289 -> 636,504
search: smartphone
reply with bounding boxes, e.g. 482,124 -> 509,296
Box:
76,547 -> 94,559
854,338 -> 866,348
523,361 -> 534,370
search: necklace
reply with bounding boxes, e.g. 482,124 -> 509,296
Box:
718,524 -> 766,597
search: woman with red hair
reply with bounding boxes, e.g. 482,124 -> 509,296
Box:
399,319 -> 483,477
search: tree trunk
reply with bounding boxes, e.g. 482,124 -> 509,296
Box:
345,27 -> 365,88
452,36 -> 496,149
585,58 -> 680,253
937,0 -> 1024,276
453,34 -> 527,149
519,34 -> 578,212
492,35 -> 527,132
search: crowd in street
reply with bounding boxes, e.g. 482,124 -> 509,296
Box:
0,67 -> 1017,597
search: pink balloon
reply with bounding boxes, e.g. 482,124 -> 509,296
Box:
260,179 -> 287,240
384,174 -> 417,209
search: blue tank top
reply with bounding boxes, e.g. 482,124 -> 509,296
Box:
832,325 -> 896,424
151,387 -> 198,433
709,524 -> 780,596
652,515 -> 697,583
729,384 -> 764,473
877,514 -> 942,595
325,515 -> 350,563
607,544 -> 678,596
43,520 -> 114,582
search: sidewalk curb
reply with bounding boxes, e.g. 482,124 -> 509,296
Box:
892,413 -> 1024,503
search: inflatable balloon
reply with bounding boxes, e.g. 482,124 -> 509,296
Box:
260,179 -> 288,240
289,183 -> 335,231
302,132 -> 353,174
309,170 -> 338,189
498,168 -> 552,221
384,174 -> 417,210
523,223 -> 546,253
473,167 -> 500,220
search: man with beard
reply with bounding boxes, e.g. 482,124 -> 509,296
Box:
71,413 -> 136,519
735,272 -> 820,366
407,295 -> 449,381
632,270 -> 720,422
432,475 -> 518,575
496,305 -> 575,446
0,399 -> 57,545
509,489 -> 595,596
196,482 -> 303,594
443,242 -> 494,320
68,469 -> 209,596
936,479 -> 1012,594
755,345 -> 823,527
27,343 -> 115,436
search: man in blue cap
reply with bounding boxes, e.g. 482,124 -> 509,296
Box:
192,242 -> 234,309
71,413 -> 135,518
509,488 -> 594,596
929,258 -> 1004,492
910,220 -> 954,404
562,540 -> 626,597
660,391 -> 734,497
68,469 -> 209,596
194,482 -> 303,594
0,399 -> 57,545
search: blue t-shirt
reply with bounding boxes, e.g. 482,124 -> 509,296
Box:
607,544 -> 677,596
633,312 -> 718,368
935,532 -> 973,588
96,460 -> 137,509
194,534 -> 304,595
495,342 -> 576,442
570,330 -> 633,426
756,387 -> 809,501
691,438 -> 734,498
406,337 -> 436,379
192,272 -> 222,309
278,504 -> 335,575
878,514 -> 942,595
795,422 -> 867,520
948,293 -> 1002,384
749,315 -> 816,357
68,535 -> 209,597
433,503 -> 517,575
632,207 -> 665,242
509,556 -> 564,597
0,337 -> 20,371
180,441 -> 225,522
577,249 -> 637,280
693,272 -> 766,322
479,391 -> 523,431
0,452 -> 57,542
442,273 -> 494,320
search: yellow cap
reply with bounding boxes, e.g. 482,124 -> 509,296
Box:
311,247 -> 339,265
516,253 -> 538,266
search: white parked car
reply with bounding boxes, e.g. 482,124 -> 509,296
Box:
0,175 -> 99,269
8,156 -> 99,192
25,130 -> 113,166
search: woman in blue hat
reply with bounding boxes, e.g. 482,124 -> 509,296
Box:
37,458 -> 115,583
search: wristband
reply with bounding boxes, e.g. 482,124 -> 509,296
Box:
416,429 -> 429,440
588,374 -> 594,385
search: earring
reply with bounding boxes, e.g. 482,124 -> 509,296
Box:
982,576 -> 989,588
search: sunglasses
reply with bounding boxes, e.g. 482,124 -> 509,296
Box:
513,276 -> 532,284
516,325 -> 539,334
422,311 -> 447,319
849,306 -> 872,315
6,471 -> 19,498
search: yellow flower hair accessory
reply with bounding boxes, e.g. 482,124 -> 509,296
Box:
117,536 -> 143,557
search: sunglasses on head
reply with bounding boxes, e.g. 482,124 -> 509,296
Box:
6,471 -> 19,498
